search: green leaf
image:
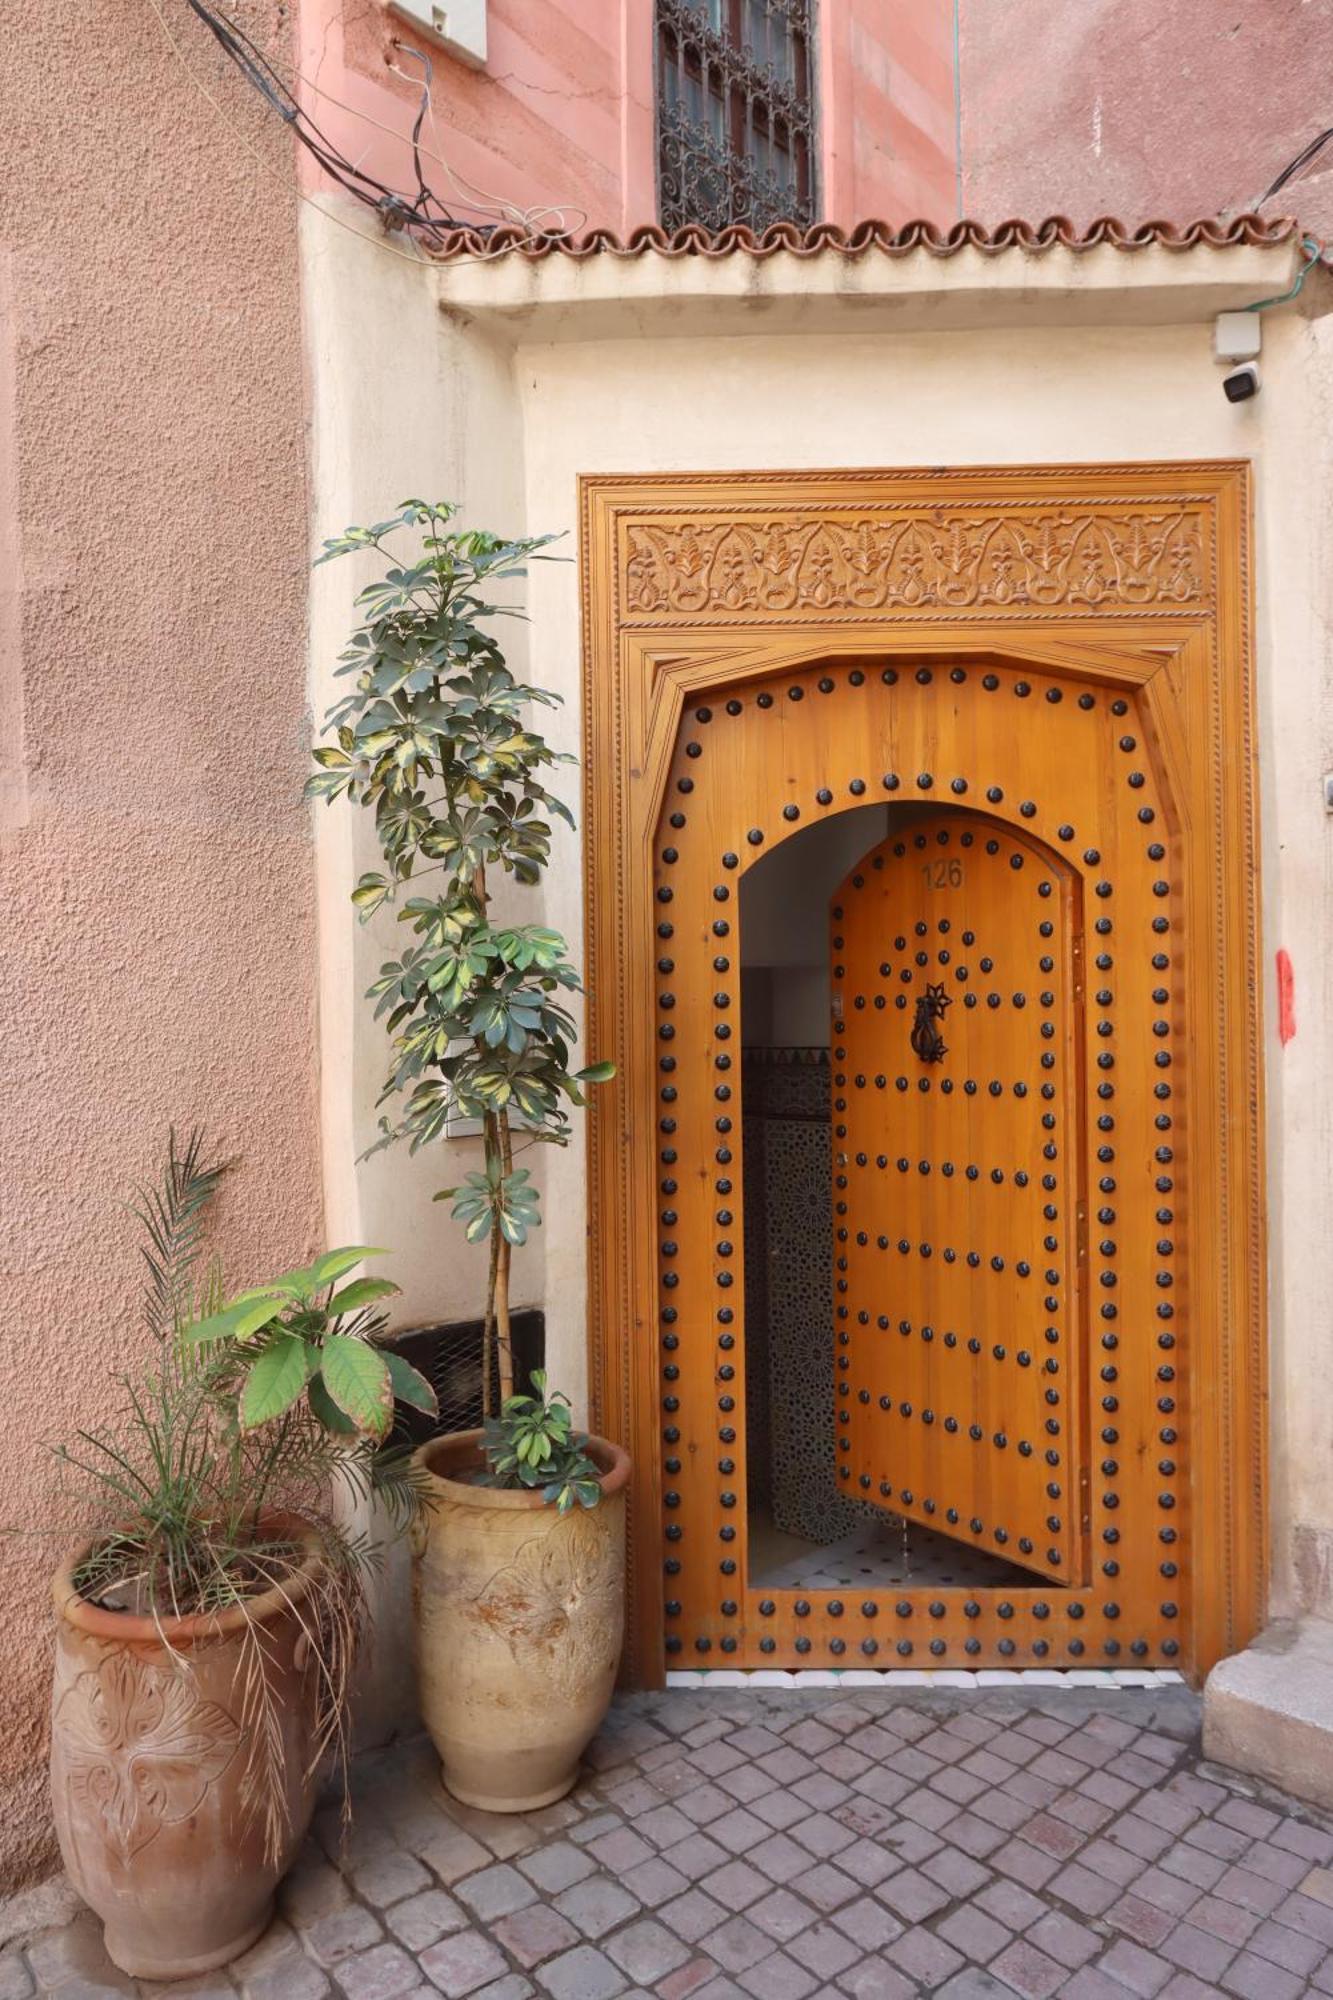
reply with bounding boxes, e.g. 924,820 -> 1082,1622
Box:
384,1349 -> 439,1416
308,1373 -> 358,1435
184,1292 -> 285,1344
319,1334 -> 394,1435
327,1276 -> 402,1314
239,1333 -> 313,1428
311,1246 -> 386,1289
575,1060 -> 616,1083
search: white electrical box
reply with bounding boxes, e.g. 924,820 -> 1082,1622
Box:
1214,312 -> 1262,364
388,0 -> 487,68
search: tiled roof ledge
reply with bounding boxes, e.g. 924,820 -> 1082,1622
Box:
431,215 -> 1312,346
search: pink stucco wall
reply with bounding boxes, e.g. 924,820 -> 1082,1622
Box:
821,0 -> 957,225
0,0 -> 321,1889
296,0 -> 656,234
295,0 -> 958,236
959,0 -> 1333,240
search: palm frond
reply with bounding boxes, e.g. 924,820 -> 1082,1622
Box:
132,1127 -> 231,1341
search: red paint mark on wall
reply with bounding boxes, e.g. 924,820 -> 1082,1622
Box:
1277,948 -> 1296,1045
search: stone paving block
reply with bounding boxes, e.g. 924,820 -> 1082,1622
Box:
990,1839 -> 1061,1891
935,1903 -> 1010,1961
1025,1909 -> 1101,1968
708,1860 -> 769,1910
471,1978 -> 535,2000
1245,1913 -> 1327,1974
552,1873 -> 641,1939
516,1842 -> 596,1898
489,1904 -> 582,1970
352,1849 -> 434,1909
1187,1889 -> 1260,1946
1127,1865 -> 1202,1918
735,1951 -> 819,2000
932,1974 -> 1014,2000
303,1903 -> 385,1967
749,1888 -> 817,1945
337,1942 -> 423,2000
1058,1967 -> 1138,1999
1221,1948 -> 1305,2000
1273,1819 -> 1333,1863
751,1788 -> 811,1832
987,1937 -> 1065,1998
1159,1918 -> 1237,1981
1159,1842 -> 1227,1891
659,1888 -> 730,1944
885,1921 -> 965,1986
1107,1891 -> 1177,1949
1097,1937 -> 1173,1995
533,1942 -> 627,2000
620,1856 -> 690,1907
414,1826 -> 494,1886
838,1959 -> 921,1998
1278,1887 -> 1333,1945
922,1847 -> 991,1899
876,1865 -> 950,1922
830,1895 -> 901,1952
660,1834 -> 732,1883
604,1917 -> 692,1983
659,1961 -> 719,2000
384,1888 -> 468,1952
785,1919 -> 863,1980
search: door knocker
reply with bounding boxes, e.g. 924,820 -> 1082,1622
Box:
910,981 -> 952,1064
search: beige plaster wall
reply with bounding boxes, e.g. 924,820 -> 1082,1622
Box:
0,4 -> 322,1889
306,224 -> 1333,1702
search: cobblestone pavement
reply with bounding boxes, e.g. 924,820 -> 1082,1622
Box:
14,1686 -> 1333,1999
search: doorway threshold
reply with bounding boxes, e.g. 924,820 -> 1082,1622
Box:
666,1667 -> 1187,1690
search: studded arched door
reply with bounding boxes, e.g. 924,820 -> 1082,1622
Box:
831,813 -> 1085,1585
583,465 -> 1267,1686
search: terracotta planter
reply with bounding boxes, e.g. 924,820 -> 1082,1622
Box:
50,1515 -> 323,1979
412,1430 -> 629,1811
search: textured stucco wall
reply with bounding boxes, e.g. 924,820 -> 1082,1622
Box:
820,0 -> 957,225
959,0 -> 1333,239
0,1 -> 321,1889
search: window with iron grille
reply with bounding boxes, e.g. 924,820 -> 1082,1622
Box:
656,0 -> 817,234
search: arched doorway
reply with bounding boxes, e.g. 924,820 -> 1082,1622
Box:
582,463 -> 1265,1684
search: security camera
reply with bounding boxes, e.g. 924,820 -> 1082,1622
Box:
1222,361 -> 1261,403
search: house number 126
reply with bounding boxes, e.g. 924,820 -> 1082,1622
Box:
922,859 -> 964,889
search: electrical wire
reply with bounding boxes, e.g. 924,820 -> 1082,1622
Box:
166,0 -> 587,249
1254,125 -> 1333,209
141,0 -> 438,271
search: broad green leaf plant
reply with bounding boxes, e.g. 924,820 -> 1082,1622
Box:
306,502 -> 613,1417
481,1371 -> 602,1514
189,1247 -> 436,1438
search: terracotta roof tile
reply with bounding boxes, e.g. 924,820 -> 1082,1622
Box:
425,214 -> 1299,264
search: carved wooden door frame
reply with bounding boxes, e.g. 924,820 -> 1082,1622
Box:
580,463 -> 1264,1688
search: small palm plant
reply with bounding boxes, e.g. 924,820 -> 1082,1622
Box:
305,501 -> 612,1415
53,1132 -> 425,1862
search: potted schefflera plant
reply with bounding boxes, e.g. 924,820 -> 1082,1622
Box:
307,502 -> 627,1811
48,1133 -> 434,1978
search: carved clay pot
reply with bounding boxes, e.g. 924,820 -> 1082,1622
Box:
50,1516 -> 323,1979
412,1430 -> 629,1811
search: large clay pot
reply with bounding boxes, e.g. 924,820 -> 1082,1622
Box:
50,1516 -> 323,1979
413,1430 -> 629,1811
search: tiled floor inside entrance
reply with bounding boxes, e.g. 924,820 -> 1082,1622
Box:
747,1509 -> 1044,1593
15,1684 -> 1333,1999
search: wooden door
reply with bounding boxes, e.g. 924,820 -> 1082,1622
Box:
582,464 -> 1266,1686
831,813 -> 1085,1584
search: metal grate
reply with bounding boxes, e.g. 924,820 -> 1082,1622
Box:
387,1309 -> 545,1447
656,0 -> 817,233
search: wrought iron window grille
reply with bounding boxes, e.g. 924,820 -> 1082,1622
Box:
656,0 -> 817,234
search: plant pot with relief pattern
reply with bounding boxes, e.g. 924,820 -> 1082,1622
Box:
412,1426 -> 630,1812
49,1516 -> 324,1980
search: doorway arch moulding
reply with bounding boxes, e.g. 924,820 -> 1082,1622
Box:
580,463 -> 1262,1689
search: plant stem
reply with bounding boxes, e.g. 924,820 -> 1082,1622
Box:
496,1111 -> 515,1404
